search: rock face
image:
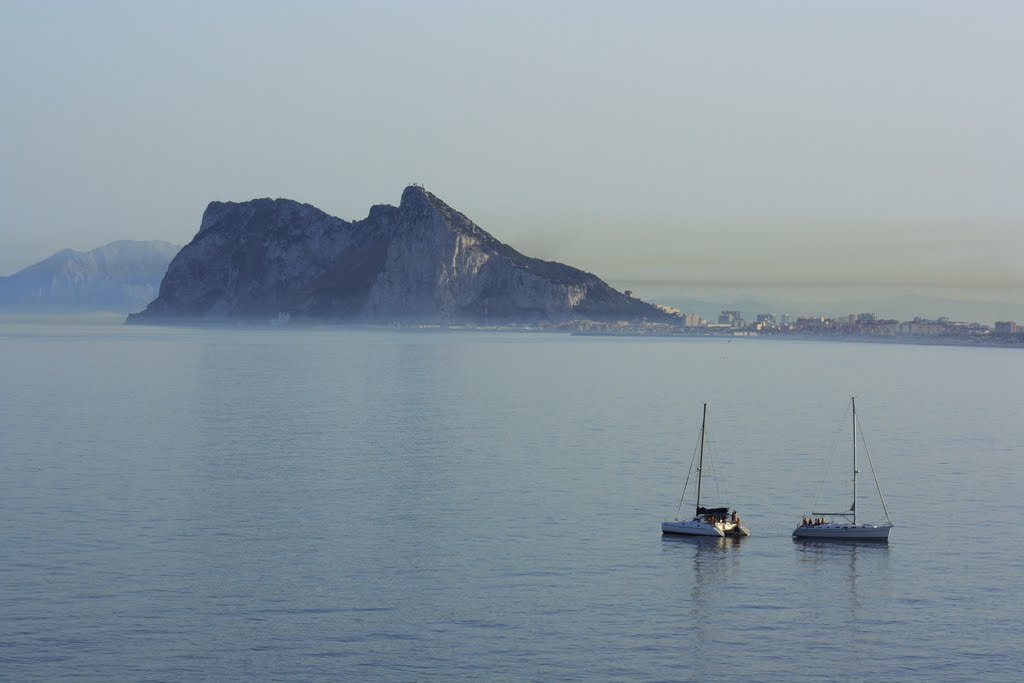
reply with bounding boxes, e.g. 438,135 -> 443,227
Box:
128,186 -> 668,325
0,240 -> 181,312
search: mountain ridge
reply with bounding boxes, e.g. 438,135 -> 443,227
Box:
0,240 -> 181,312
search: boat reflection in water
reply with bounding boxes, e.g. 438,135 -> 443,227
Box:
661,533 -> 745,552
792,537 -> 891,613
661,534 -> 745,665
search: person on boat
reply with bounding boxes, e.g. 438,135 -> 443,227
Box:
802,517 -> 808,527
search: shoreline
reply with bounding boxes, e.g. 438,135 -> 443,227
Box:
2,312 -> 1021,350
571,328 -> 1023,350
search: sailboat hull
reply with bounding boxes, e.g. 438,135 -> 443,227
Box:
662,520 -> 723,536
662,520 -> 750,537
792,523 -> 892,540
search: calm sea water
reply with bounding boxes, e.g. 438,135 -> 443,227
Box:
1,317 -> 1022,681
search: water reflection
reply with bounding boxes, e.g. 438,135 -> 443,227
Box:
686,537 -> 743,605
661,535 -> 744,661
662,534 -> 745,552
792,538 -> 890,616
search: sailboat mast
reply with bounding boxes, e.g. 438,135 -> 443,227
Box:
852,396 -> 857,525
695,403 -> 706,516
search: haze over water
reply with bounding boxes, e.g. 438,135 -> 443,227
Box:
2,318 -> 1021,681
3,3 -> 1022,309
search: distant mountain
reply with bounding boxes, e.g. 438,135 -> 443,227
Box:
0,241 -> 181,312
128,186 -> 670,325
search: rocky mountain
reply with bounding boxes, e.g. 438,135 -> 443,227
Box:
127,186 -> 670,325
0,240 -> 181,311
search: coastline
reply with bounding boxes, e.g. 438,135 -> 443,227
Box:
571,328 -> 1023,350
2,311 -> 1021,350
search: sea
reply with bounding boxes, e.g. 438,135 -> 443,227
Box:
1,315 -> 1022,682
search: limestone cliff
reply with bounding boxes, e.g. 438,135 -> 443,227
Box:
127,186 -> 668,324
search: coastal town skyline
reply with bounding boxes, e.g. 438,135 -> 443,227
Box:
613,279 -> 1024,330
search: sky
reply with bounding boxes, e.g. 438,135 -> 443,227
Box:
1,1 -> 1021,310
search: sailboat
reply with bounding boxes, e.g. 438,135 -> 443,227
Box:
662,403 -> 750,538
793,397 -> 894,541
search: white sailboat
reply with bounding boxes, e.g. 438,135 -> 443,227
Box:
662,403 -> 750,538
793,397 -> 894,541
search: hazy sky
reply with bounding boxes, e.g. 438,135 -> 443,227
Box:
2,1 -> 1021,298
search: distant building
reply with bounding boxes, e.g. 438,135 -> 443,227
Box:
860,322 -> 899,336
856,313 -> 876,323
994,321 -> 1019,335
680,313 -> 704,327
794,317 -> 833,333
899,322 -> 945,336
719,310 -> 743,327
756,313 -> 777,325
